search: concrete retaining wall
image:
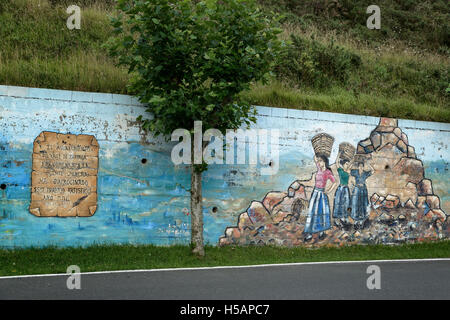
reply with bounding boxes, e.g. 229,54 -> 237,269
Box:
0,85 -> 448,248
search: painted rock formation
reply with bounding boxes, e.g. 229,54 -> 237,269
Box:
359,118 -> 446,223
219,118 -> 448,247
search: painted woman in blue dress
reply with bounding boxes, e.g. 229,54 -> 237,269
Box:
333,151 -> 353,226
350,158 -> 374,227
304,154 -> 337,242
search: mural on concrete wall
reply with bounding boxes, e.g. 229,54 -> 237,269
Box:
219,118 -> 449,247
0,86 -> 448,248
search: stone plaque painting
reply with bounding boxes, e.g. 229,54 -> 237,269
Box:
30,132 -> 99,217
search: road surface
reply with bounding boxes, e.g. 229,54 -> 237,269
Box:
1,259 -> 449,300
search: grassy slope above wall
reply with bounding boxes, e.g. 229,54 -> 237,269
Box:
0,0 -> 448,122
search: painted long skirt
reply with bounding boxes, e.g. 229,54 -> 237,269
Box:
333,185 -> 351,219
304,188 -> 331,233
351,185 -> 369,221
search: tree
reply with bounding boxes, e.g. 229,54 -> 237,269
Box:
108,0 -> 283,256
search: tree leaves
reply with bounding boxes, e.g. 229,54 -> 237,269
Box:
108,0 -> 283,137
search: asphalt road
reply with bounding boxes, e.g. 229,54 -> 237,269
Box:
1,259 -> 449,300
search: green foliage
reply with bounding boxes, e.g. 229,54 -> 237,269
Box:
257,0 -> 450,51
243,82 -> 450,122
276,34 -> 361,88
0,0 -> 448,122
108,0 -> 283,136
0,0 -> 128,93
0,0 -> 111,60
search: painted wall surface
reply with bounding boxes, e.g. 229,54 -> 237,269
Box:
0,85 -> 448,248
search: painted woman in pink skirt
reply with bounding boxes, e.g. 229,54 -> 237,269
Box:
304,154 -> 337,242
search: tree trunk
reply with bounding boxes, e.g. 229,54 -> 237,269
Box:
190,165 -> 205,256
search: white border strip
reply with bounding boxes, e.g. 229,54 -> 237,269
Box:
1,258 -> 449,280
2,85 -> 449,131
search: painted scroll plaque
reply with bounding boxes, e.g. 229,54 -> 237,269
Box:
30,132 -> 99,217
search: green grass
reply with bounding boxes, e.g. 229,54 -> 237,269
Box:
0,0 -> 129,93
1,241 -> 449,276
0,0 -> 448,122
259,0 -> 450,53
243,81 -> 450,122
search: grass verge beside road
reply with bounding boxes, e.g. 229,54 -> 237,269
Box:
0,240 -> 449,277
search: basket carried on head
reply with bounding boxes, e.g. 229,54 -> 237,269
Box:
339,142 -> 356,161
311,133 -> 334,158
353,153 -> 369,165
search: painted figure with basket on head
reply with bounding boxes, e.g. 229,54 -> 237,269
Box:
332,142 -> 355,226
350,154 -> 375,228
304,133 -> 337,242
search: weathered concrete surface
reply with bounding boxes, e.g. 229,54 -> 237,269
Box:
0,85 -> 448,248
